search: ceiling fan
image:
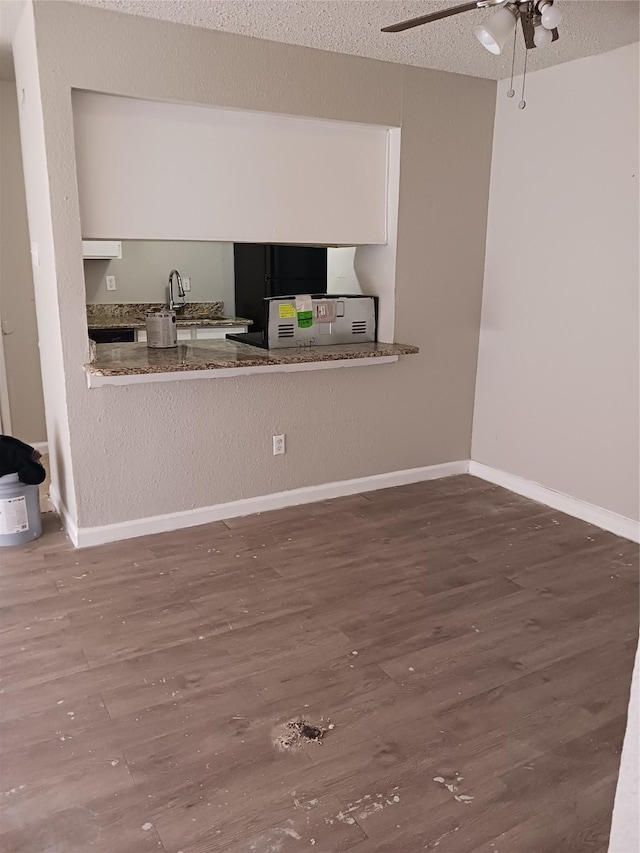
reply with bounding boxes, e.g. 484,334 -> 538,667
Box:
382,1 -> 562,54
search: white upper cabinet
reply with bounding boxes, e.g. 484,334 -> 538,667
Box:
72,93 -> 390,245
82,240 -> 122,259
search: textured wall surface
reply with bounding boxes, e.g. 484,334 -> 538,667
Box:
0,80 -> 46,443
80,0 -> 640,81
472,44 -> 640,522
16,1 -> 495,530
13,1 -> 77,517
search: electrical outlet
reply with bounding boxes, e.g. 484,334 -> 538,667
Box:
273,434 -> 285,455
105,275 -> 116,291
182,277 -> 191,292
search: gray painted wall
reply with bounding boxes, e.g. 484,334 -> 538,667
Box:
472,44 -> 639,522
14,0 -> 495,530
84,240 -> 236,314
0,79 -> 46,444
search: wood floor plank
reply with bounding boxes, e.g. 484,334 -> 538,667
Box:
0,692 -> 110,752
0,633 -> 88,693
0,572 -> 59,607
74,601 -> 204,666
0,795 -> 166,853
0,475 -> 637,853
0,753 -> 135,836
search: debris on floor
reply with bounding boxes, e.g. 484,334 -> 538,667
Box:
325,787 -> 401,826
433,771 -> 474,804
429,824 -> 461,848
248,822 -> 302,851
433,770 -> 463,793
272,718 -> 332,752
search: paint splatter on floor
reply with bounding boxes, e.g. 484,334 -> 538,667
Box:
249,822 -> 302,852
325,786 -> 401,826
428,824 -> 461,848
292,793 -> 320,810
2,785 -> 26,796
433,771 -> 474,804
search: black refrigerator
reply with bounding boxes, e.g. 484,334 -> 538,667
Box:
233,244 -> 328,333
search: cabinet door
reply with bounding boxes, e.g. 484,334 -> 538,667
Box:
137,328 -> 192,342
195,326 -> 247,340
73,92 -> 389,244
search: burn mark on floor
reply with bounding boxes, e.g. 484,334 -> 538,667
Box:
272,718 -> 332,752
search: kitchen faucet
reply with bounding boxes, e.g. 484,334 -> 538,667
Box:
168,269 -> 185,312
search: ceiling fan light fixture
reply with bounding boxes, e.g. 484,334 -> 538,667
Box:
539,1 -> 562,30
533,22 -> 553,47
381,0 -> 565,110
474,5 -> 518,55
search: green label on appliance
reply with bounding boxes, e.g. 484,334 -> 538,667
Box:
297,310 -> 313,329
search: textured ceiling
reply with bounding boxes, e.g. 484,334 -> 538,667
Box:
81,0 -> 640,79
1,1 -> 639,81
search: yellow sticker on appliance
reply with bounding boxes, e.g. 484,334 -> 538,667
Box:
279,303 -> 296,319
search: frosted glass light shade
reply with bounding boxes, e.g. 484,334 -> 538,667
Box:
474,7 -> 518,55
541,2 -> 562,29
533,23 -> 553,47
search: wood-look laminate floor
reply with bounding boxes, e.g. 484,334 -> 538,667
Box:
1,475 -> 638,853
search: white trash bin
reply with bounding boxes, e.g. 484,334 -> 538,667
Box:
0,472 -> 42,546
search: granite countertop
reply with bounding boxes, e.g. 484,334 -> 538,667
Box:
88,316 -> 253,329
86,340 -> 419,377
85,302 -> 252,330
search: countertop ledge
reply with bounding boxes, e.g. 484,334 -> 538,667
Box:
85,301 -> 252,329
85,340 -> 419,386
87,316 -> 252,330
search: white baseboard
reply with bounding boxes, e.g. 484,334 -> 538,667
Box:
31,441 -> 48,455
608,640 -> 640,853
52,458 -> 638,549
48,484 -> 79,547
469,461 -> 640,544
72,460 -> 469,548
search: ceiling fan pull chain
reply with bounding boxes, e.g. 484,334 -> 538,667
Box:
518,42 -> 528,109
507,20 -> 517,98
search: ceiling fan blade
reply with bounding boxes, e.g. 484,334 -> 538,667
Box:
381,1 -> 483,33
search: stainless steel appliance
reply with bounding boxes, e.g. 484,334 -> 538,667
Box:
227,295 -> 377,350
233,244 -> 328,334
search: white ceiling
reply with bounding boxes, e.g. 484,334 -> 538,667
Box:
1,1 -> 639,81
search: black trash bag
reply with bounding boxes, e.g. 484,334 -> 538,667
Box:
0,435 -> 46,485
